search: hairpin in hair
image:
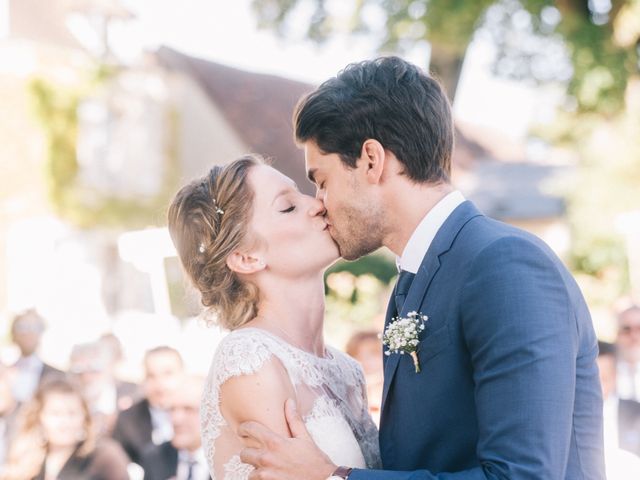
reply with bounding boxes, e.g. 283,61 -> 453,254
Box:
199,242 -> 206,253
213,198 -> 224,215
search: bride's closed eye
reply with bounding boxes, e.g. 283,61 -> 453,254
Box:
280,205 -> 296,213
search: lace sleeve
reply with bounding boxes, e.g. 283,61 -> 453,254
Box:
201,330 -> 275,480
213,330 -> 273,382
349,358 -> 382,469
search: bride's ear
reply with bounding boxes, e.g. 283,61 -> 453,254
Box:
226,250 -> 266,275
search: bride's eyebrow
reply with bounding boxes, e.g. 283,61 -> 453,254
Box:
271,185 -> 297,205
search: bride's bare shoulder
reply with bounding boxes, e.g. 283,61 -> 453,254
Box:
218,349 -> 295,437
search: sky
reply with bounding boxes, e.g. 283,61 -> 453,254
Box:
112,0 -> 378,84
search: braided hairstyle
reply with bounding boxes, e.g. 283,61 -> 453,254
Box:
167,154 -> 262,329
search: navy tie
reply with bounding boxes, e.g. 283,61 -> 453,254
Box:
395,270 -> 415,314
185,458 -> 196,480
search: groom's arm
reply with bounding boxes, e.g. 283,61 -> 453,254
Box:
240,236 -> 597,479
348,469 -> 487,480
351,235 -> 588,480
459,236 -> 581,478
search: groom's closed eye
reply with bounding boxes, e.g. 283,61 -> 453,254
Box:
307,169 -> 317,185
308,169 -> 325,188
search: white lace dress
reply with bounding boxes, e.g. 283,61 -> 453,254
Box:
201,327 -> 382,479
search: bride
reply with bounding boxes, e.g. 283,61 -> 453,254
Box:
167,154 -> 381,479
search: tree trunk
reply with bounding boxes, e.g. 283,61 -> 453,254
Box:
428,43 -> 466,102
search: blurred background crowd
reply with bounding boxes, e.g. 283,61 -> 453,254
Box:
0,0 -> 639,478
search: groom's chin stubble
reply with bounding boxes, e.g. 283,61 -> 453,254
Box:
338,240 -> 379,261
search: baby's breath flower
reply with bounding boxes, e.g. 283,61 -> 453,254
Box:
381,312 -> 429,373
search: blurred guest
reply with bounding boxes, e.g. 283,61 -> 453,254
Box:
345,330 -> 384,426
98,332 -> 137,409
140,376 -> 209,480
0,365 -> 19,464
99,333 -> 124,369
598,341 -> 640,457
616,305 -> 640,401
9,310 -> 62,403
69,341 -> 139,436
0,378 -> 129,480
112,346 -> 183,465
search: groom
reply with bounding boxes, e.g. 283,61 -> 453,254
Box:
239,57 -> 605,479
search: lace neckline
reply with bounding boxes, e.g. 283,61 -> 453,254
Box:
233,327 -> 335,362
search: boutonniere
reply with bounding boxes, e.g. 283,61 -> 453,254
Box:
381,311 -> 429,373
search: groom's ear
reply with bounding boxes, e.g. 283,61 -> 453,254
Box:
360,139 -> 385,185
226,250 -> 266,275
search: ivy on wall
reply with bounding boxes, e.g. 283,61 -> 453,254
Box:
29,68 -> 180,229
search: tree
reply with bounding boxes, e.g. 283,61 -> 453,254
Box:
251,0 -> 639,113
252,0 -> 640,306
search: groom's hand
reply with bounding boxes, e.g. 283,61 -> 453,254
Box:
239,398 -> 337,480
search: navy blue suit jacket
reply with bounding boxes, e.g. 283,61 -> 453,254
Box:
350,201 -> 605,479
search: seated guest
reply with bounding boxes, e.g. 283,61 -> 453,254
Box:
141,376 -> 209,480
598,341 -> 640,457
98,332 -> 139,410
0,365 -> 19,464
69,341 -> 139,436
345,330 -> 384,425
0,378 -> 129,480
112,346 -> 183,465
616,305 -> 640,401
9,310 -> 62,403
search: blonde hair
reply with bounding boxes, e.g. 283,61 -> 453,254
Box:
1,379 -> 96,480
167,155 -> 262,330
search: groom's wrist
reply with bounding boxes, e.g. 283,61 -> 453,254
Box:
326,465 -> 353,479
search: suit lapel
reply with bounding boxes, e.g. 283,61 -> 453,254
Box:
380,201 -> 483,412
382,291 -> 397,370
165,443 -> 179,478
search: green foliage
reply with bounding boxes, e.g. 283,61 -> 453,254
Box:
538,104 -> 640,301
28,70 -> 179,229
556,9 -> 634,114
253,0 -> 640,308
252,0 -> 639,112
323,253 -> 397,340
30,79 -> 80,213
326,251 -> 398,285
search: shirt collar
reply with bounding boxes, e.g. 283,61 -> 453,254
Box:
17,354 -> 42,367
397,190 -> 466,274
178,447 -> 206,464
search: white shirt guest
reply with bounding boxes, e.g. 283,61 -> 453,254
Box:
616,305 -> 640,401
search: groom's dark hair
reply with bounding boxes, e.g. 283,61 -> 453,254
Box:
294,56 -> 453,183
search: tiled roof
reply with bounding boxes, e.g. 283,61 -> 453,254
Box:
156,46 -> 315,194
464,160 -> 568,220
155,46 -> 488,195
154,48 -> 563,220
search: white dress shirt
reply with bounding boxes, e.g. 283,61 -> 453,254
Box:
603,394 -> 620,450
603,395 -> 640,480
12,354 -> 43,403
0,418 -> 7,464
177,448 -> 208,480
617,361 -> 640,401
149,406 -> 173,445
397,190 -> 466,274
